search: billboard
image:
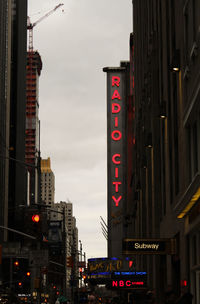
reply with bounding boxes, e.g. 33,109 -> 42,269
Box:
88,257 -> 136,274
103,66 -> 127,258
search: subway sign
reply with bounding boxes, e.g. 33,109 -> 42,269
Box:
123,239 -> 176,255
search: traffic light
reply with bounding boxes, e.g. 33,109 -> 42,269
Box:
14,260 -> 19,267
79,267 -> 83,279
82,273 -> 87,284
31,212 -> 42,237
32,214 -> 40,222
13,258 -> 31,293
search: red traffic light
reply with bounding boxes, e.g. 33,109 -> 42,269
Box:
14,261 -> 19,266
18,282 -> 22,286
32,214 -> 40,223
26,272 -> 31,276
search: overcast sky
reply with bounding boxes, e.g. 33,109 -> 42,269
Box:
28,0 -> 132,259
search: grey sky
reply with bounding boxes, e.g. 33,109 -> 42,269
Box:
28,0 -> 132,259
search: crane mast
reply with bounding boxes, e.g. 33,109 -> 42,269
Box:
27,3 -> 64,51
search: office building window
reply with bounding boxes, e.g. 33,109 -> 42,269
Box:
188,118 -> 199,181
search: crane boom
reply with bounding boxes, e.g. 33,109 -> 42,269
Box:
27,3 -> 64,51
31,4 -> 64,28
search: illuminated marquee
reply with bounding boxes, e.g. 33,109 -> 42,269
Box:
110,75 -> 124,208
103,66 -> 126,256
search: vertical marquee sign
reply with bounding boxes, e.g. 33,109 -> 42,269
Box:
103,66 -> 127,258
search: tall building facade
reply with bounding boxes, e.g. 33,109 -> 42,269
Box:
50,201 -> 79,293
0,0 -> 28,241
26,51 -> 42,205
0,0 -> 12,242
41,157 -> 55,207
132,0 -> 200,302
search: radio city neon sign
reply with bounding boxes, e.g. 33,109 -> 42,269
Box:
111,76 -> 122,207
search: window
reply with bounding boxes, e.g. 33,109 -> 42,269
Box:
192,234 -> 197,265
184,0 -> 199,61
194,0 -> 200,40
188,119 -> 199,180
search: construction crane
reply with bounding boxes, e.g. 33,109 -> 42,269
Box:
27,3 -> 64,51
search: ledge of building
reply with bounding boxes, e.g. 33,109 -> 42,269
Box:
183,78 -> 200,126
103,66 -> 126,72
174,173 -> 200,217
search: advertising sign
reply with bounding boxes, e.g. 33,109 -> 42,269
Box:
122,238 -> 176,255
88,257 -> 136,274
103,66 -> 127,257
106,272 -> 147,290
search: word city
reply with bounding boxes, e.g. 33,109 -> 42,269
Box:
111,76 -> 123,207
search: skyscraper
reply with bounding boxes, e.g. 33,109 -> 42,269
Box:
132,1 -> 200,302
41,157 -> 55,207
0,0 -> 12,242
26,51 -> 42,205
0,0 -> 28,240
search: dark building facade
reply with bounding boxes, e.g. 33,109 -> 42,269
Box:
0,0 -> 12,242
8,0 -> 28,235
132,0 -> 200,303
0,0 -> 28,241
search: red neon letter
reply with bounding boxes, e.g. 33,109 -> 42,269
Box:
111,130 -> 122,141
126,281 -> 131,287
113,182 -> 121,192
112,154 -> 121,164
112,281 -> 118,287
115,167 -> 119,178
112,90 -> 121,100
112,103 -> 121,113
114,117 -> 118,127
112,76 -> 120,87
112,196 -> 122,207
119,280 -> 124,287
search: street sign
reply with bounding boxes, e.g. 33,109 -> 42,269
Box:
122,238 -> 176,255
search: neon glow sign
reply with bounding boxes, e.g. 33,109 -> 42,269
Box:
103,66 -> 126,256
112,280 -> 144,287
111,272 -> 147,289
111,75 -> 123,207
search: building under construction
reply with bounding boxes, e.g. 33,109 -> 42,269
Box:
26,51 -> 42,205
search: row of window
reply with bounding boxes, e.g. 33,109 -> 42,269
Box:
187,115 -> 200,181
